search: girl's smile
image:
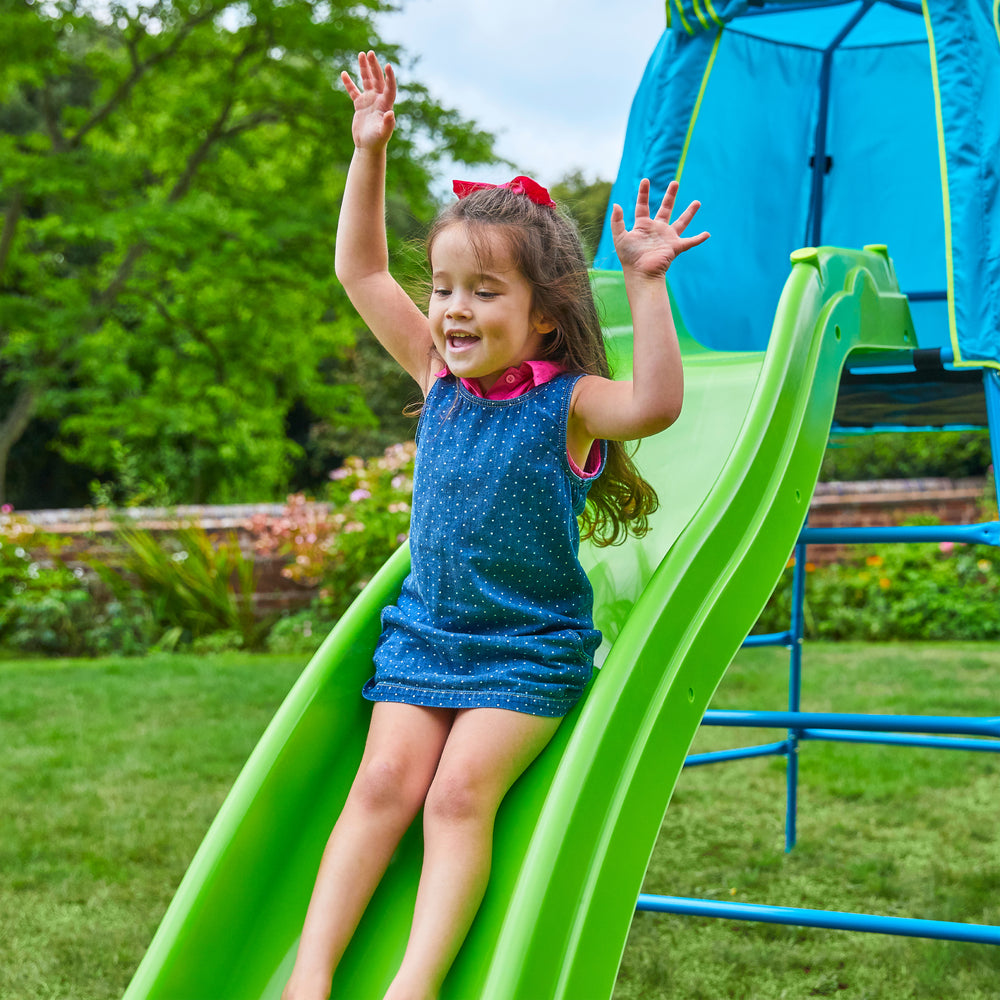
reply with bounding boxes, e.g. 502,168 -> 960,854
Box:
429,223 -> 554,393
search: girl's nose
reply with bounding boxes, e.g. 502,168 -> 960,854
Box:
447,293 -> 472,318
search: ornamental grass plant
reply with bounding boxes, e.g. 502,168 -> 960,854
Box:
94,522 -> 263,650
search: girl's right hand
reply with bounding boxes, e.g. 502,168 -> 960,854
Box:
341,51 -> 397,151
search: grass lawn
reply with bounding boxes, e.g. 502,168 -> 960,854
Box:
2,644 -> 998,999
616,643 -> 1000,1000
1,652 -> 304,1000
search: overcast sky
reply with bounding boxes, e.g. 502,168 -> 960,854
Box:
375,0 -> 668,190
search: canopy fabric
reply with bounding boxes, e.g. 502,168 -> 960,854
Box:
595,0 -> 1000,368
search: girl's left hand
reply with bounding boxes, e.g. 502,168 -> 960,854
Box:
611,179 -> 710,278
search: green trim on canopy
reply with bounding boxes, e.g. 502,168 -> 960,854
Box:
599,0 -> 1000,369
922,3 -> 960,366
676,30 -> 723,184
922,0 -> 1000,368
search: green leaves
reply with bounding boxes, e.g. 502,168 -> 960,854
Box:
1,0 -> 499,505
98,522 -> 263,645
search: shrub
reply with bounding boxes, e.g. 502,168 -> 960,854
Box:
265,608 -> 338,655
0,506 -> 156,655
249,441 -> 415,621
1,506 -> 77,651
821,430 -> 991,481
93,522 -> 265,649
755,518 -> 1000,641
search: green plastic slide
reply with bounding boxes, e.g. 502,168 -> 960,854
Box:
123,246 -> 914,1000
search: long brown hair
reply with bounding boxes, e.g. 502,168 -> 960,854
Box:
426,187 -> 659,546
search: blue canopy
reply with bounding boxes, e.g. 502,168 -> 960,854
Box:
595,0 -> 1000,368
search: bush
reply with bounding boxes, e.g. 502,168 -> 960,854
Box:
249,441 -> 415,621
821,430 -> 991,481
755,519 -> 1000,641
0,506 -> 155,655
265,608 -> 338,655
93,522 -> 265,649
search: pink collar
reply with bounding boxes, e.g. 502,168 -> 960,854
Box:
435,359 -> 565,400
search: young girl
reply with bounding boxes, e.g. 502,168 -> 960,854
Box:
282,51 -> 709,1000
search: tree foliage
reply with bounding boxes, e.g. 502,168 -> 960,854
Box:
0,0 -> 496,505
550,170 -> 612,265
821,430 -> 992,482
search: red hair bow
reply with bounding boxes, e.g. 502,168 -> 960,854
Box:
452,175 -> 556,209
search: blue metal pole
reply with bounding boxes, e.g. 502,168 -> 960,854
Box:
842,345 -> 955,370
702,710 -> 1000,738
684,741 -> 791,769
634,895 -> 1000,946
785,538 -> 808,852
800,728 -> 1000,754
983,369 -> 1000,512
805,2 -> 873,246
742,630 -> 795,648
800,522 -> 1000,546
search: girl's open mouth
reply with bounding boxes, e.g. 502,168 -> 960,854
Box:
447,334 -> 479,352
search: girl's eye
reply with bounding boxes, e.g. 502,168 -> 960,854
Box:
433,287 -> 451,297
476,290 -> 498,299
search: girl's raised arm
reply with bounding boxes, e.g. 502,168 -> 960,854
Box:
336,52 -> 434,392
570,179 -> 709,443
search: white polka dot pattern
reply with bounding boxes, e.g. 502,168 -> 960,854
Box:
363,374 -> 607,718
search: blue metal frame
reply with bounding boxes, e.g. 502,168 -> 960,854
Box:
984,370 -> 1000,509
635,896 -> 1000,945
641,358 -> 1000,948
703,710 -> 1000,739
801,522 -> 1000,545
806,2 -> 875,247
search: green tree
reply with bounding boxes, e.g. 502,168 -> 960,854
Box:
821,429 -> 992,482
550,170 -> 612,264
0,0 -> 496,504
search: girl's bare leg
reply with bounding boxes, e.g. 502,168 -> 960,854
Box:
282,702 -> 454,1000
382,707 -> 562,1000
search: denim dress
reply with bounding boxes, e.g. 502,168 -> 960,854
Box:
364,372 -> 606,718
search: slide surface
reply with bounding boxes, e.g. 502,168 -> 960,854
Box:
123,246 -> 914,1000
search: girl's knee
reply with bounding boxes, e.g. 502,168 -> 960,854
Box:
351,754 -> 431,818
424,767 -> 495,826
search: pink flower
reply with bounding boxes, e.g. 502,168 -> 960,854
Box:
349,488 -> 371,503
329,468 -> 350,480
1,504 -> 13,514
939,541 -> 954,554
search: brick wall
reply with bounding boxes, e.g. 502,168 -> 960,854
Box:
806,477 -> 990,562
17,503 -> 322,616
17,478 -> 993,606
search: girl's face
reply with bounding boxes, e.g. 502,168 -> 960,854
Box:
428,223 -> 553,393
